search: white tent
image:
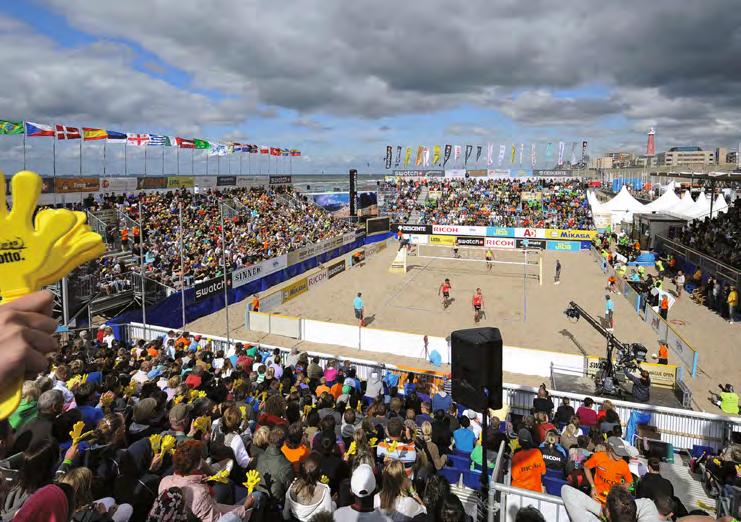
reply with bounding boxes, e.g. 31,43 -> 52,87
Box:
686,192 -> 712,219
668,190 -> 695,217
643,182 -> 680,213
711,194 -> 729,217
587,190 -> 602,211
597,186 -> 646,224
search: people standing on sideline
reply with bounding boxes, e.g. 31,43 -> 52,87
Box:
472,288 -> 485,323
554,259 -> 561,284
354,292 -> 365,327
659,294 -> 669,320
604,295 -> 614,331
251,293 -> 260,312
656,341 -> 669,365
710,384 -> 739,415
674,270 -> 685,298
728,285 -> 738,323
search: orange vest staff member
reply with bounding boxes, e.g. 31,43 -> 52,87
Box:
657,342 -> 669,365
583,437 -> 633,503
511,429 -> 546,493
251,293 -> 260,312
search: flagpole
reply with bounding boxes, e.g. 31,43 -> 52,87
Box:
239,150 -> 243,175
124,142 -> 128,176
217,154 -> 221,176
79,136 -> 83,176
191,148 -> 194,176
22,126 -> 26,170
176,145 -> 180,176
144,145 -> 148,176
52,134 -> 56,178
206,152 -> 209,175
228,152 -> 231,175
103,140 -> 107,177
220,203 -> 231,346
162,145 -> 165,176
179,203 -> 186,328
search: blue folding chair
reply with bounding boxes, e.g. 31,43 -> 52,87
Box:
448,454 -> 470,470
462,469 -> 483,489
542,475 -> 568,497
438,467 -> 462,486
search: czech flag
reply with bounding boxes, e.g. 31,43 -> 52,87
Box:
25,121 -> 54,137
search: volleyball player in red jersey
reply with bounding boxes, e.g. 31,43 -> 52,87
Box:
438,278 -> 452,309
472,287 -> 485,322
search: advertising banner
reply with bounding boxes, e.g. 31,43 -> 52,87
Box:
393,224 -> 432,235
342,232 -> 358,245
593,212 -> 612,231
432,224 -> 487,237
466,169 -> 487,177
366,216 -> 390,236
514,228 -> 545,239
217,176 -> 237,187
429,235 -> 457,246
456,236 -> 485,247
195,176 -> 218,188
586,357 -> 676,388
137,177 -> 168,190
167,176 -> 195,188
54,177 -> 100,193
392,169 -> 444,177
232,254 -> 288,289
236,176 -> 264,187
260,290 -> 284,311
41,177 -> 55,193
516,238 -> 546,249
544,229 -> 598,241
195,275 -> 230,302
307,268 -> 328,289
485,227 -> 516,238
546,240 -> 581,252
351,249 -> 366,266
407,234 -> 429,245
444,169 -> 466,178
327,259 -> 346,279
484,237 -> 516,249
287,236 -> 345,266
269,175 -> 292,185
487,169 -> 511,178
510,169 -> 533,177
281,277 -> 308,302
532,169 -> 574,177
101,177 -> 138,192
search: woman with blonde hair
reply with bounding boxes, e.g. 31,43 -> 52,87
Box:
419,422 -> 446,470
560,422 -> 579,450
374,459 -> 426,521
59,467 -> 133,522
249,425 -> 271,459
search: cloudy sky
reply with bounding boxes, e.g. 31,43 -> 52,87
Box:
0,0 -> 739,176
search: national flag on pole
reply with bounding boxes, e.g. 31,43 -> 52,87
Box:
281,148 -> 290,156
270,147 -> 281,156
209,144 -> 227,156
106,130 -> 127,143
25,122 -> 54,137
127,133 -> 150,146
147,134 -> 170,146
176,137 -> 195,149
0,119 -> 24,135
260,145 -> 270,154
193,139 -> 210,149
290,149 -> 301,157
55,125 -> 81,140
248,144 -> 259,153
82,128 -> 107,141
432,145 -> 441,165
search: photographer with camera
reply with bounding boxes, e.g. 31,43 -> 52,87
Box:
623,365 -> 651,403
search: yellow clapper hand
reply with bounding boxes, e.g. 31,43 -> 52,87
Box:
160,434 -> 176,456
69,420 -> 93,445
148,434 -> 162,453
207,468 -> 230,484
243,470 -> 261,494
193,415 -> 211,433
0,171 -> 104,419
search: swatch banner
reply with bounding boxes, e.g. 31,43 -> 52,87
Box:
385,145 -> 393,169
217,176 -> 237,186
137,177 -> 168,190
443,144 -> 452,166
101,177 -> 138,192
167,176 -> 195,188
269,175 -> 292,185
55,177 -> 100,193
231,254 -> 288,289
194,274 -> 231,302
395,146 -> 402,167
515,238 -> 546,250
392,170 -> 443,177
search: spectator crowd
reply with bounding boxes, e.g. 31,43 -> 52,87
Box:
380,178 -> 593,229
678,199 -> 740,270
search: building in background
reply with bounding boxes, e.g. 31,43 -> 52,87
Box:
589,155 -> 614,169
715,147 -> 728,164
604,152 -> 635,168
656,146 -> 715,166
726,150 -> 738,165
633,155 -> 658,168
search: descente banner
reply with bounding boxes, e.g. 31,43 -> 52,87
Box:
392,224 -> 433,234
394,223 -> 596,241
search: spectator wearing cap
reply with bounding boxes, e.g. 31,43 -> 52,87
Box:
583,437 -> 633,504
164,403 -> 192,444
129,397 -> 159,441
334,464 -> 391,522
463,410 -> 482,439
511,428 -> 546,493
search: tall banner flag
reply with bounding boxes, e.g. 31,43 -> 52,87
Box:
646,128 -> 655,156
475,145 -> 482,163
0,120 -> 23,135
432,145 -> 441,165
581,140 -> 588,164
422,146 -> 430,166
518,143 -> 524,166
545,142 -> 553,160
557,141 -> 565,166
486,143 -> 493,165
510,144 -> 516,164
395,146 -> 402,167
454,145 -> 462,161
55,125 -> 81,140
443,144 -> 452,166
464,145 -> 473,165
530,143 -> 536,168
127,133 -> 150,146
498,144 -> 505,166
570,142 -> 577,165
82,128 -> 107,141
415,146 -> 424,166
384,145 -> 393,169
25,122 -> 54,137
404,147 -> 412,167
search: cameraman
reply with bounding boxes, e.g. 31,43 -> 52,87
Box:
624,366 -> 651,403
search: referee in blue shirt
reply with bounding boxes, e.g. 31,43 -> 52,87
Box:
354,292 -> 365,327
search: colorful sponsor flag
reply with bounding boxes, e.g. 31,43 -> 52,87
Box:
270,147 -> 281,156
106,130 -> 127,143
385,145 -> 392,169
498,144 -> 505,166
581,141 -> 588,164
531,143 -> 537,167
82,128 -> 107,141
510,144 -> 516,164
25,122 -> 54,137
454,145 -> 461,161
487,143 -> 493,165
0,119 -> 24,135
570,142 -> 577,165
464,145 -> 472,164
519,143 -> 524,166
443,144 -> 452,166
147,134 -> 170,146
127,133 -> 150,146
432,145 -> 441,165
194,139 -> 210,149
55,125 -> 81,140
415,145 -> 424,166
545,142 -> 553,160
422,146 -> 430,166
557,141 -> 565,166
290,149 -> 301,157
403,147 -> 412,167
176,137 -> 195,149
476,145 -> 482,163
394,146 -> 401,166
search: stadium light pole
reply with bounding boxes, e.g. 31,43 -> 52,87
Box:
219,203 -> 232,350
179,203 -> 186,328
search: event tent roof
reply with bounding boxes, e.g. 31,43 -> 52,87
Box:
643,182 -> 680,212
598,186 -> 646,212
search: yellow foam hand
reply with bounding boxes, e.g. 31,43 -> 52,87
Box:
124,381 -> 138,397
193,416 -> 211,433
173,395 -> 184,404
207,469 -> 231,484
346,441 -> 357,456
148,434 -> 162,453
160,434 -> 176,456
320,475 -> 330,484
243,470 -> 261,494
69,420 -> 93,444
100,392 -> 114,408
369,437 -> 378,447
188,390 -> 206,402
66,374 -> 84,389
387,440 -> 399,454
239,405 -> 247,419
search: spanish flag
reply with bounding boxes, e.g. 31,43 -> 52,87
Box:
83,128 -> 108,141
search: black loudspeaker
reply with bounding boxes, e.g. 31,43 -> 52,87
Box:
451,327 -> 503,411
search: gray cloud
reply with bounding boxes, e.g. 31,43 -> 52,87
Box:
292,118 -> 332,131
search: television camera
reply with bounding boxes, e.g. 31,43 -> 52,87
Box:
564,301 -> 648,398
